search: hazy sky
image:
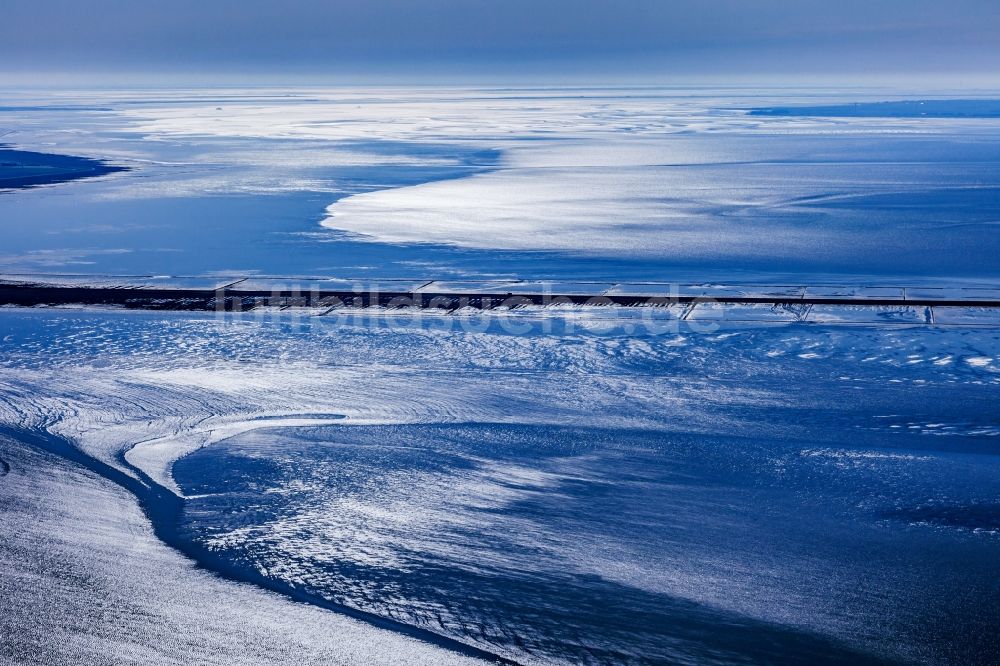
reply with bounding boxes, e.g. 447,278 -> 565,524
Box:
2,0 -> 999,83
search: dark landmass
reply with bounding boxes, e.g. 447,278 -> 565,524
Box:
0,146 -> 127,190
748,99 -> 1000,118
0,280 -> 997,312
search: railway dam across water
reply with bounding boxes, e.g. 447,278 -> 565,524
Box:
1,274 -> 1000,326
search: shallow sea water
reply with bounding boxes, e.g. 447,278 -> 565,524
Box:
0,304 -> 997,663
2,87 -> 1000,284
2,86 -> 1000,665
175,417 -> 1000,664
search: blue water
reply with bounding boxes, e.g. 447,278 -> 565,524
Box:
0,139 -> 512,278
1,91 -> 1000,284
174,372 -> 1000,664
0,302 -> 998,663
3,88 -> 1000,665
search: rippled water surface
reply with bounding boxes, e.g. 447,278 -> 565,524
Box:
154,314 -> 1000,665
3,86 -> 1000,665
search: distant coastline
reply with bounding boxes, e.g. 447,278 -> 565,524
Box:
748,99 -> 1000,118
0,146 -> 127,190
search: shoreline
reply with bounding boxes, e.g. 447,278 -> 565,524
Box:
0,425 -> 512,665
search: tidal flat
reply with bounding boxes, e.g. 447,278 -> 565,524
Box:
1,87 -> 999,665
